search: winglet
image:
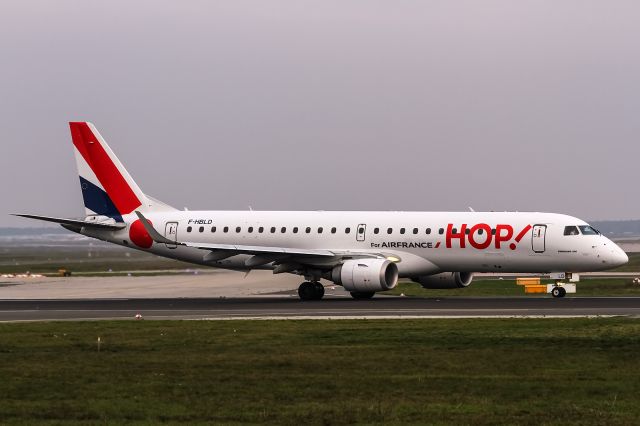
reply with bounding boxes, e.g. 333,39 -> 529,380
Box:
134,211 -> 179,245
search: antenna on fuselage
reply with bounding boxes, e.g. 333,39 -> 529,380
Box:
468,206 -> 475,212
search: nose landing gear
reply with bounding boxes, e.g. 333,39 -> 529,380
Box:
298,281 -> 325,301
551,287 -> 567,297
551,286 -> 567,298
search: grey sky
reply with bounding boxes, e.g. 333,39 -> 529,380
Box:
1,1 -> 639,226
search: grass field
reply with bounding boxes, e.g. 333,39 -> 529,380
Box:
0,246 -> 192,275
0,319 -> 639,425
386,278 -> 640,297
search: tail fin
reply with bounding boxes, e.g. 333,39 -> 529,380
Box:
70,122 -> 169,222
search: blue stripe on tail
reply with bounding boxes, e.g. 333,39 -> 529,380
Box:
79,177 -> 124,222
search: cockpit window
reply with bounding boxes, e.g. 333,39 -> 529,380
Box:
564,226 -> 580,236
579,225 -> 600,235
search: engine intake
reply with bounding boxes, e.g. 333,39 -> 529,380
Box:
411,272 -> 474,289
331,259 -> 399,292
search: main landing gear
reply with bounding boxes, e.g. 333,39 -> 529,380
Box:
296,282 -> 376,301
298,281 -> 325,301
350,291 -> 375,300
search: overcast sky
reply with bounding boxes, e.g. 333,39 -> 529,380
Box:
1,1 -> 639,226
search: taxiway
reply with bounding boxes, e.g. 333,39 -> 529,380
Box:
1,296 -> 639,321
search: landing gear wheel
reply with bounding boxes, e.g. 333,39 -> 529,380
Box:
313,282 -> 325,299
551,287 -> 566,298
298,282 -> 324,301
350,291 -> 375,300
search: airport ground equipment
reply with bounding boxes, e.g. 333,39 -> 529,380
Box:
519,277 -> 546,294
517,275 -> 577,297
58,269 -> 72,277
524,284 -> 547,294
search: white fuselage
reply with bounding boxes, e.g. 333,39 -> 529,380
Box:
19,122 -> 630,300
84,210 -> 628,277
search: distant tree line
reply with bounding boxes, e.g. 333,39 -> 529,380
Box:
590,220 -> 640,238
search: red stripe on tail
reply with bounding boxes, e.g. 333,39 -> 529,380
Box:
70,122 -> 141,215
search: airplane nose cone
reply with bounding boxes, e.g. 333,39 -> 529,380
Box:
609,245 -> 628,267
615,248 -> 629,266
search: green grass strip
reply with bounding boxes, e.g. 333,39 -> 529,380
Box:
0,318 -> 639,425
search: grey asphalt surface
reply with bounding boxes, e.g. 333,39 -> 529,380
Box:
1,296 -> 639,321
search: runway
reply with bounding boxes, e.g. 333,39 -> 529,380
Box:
1,296 -> 639,321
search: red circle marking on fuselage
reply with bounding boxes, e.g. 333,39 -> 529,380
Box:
129,219 -> 153,249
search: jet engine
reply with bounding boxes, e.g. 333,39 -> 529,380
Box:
411,272 -> 474,289
331,259 -> 399,292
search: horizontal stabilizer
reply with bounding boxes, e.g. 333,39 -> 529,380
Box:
12,214 -> 126,230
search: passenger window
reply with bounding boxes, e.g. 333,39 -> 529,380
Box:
281,227 -> 286,233
236,226 -> 241,233
478,228 -> 484,235
258,227 -> 264,233
438,228 -> 444,235
318,227 -> 323,233
387,228 -> 393,234
491,229 -> 496,235
293,227 -> 299,233
306,227 -> 311,233
199,226 -> 204,233
248,227 -> 253,233
400,228 -> 405,234
331,227 -> 336,234
374,228 -> 379,234
413,228 -> 418,234
345,227 -> 351,234
223,226 -> 229,233
270,227 -> 276,233
465,228 -> 470,235
426,228 -> 431,235
211,226 -> 216,233
564,226 -> 580,236
187,226 -> 192,233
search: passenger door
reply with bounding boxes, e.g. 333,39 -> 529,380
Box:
531,224 -> 546,253
356,224 -> 367,242
165,222 -> 178,249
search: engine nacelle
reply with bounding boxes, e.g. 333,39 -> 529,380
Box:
331,259 -> 399,292
411,272 -> 474,289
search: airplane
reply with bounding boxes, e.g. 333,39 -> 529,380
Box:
15,122 -> 629,300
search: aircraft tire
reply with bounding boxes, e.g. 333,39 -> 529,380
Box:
350,291 -> 375,300
313,282 -> 325,300
551,287 -> 566,298
298,282 -> 323,301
